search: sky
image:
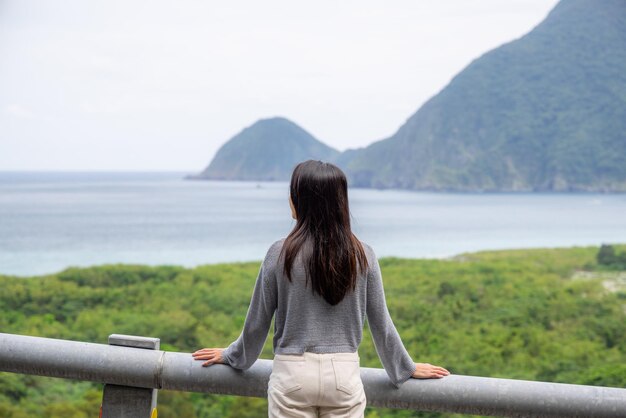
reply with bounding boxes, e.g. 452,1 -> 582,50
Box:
0,0 -> 560,172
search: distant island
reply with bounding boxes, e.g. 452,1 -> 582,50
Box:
187,117 -> 338,181
189,0 -> 626,192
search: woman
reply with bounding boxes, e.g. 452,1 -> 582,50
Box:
193,160 -> 449,417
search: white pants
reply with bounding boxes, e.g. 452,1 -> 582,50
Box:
267,352 -> 367,418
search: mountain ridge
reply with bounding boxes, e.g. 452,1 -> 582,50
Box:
341,0 -> 626,192
190,0 -> 626,192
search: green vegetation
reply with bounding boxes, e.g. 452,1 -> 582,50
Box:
597,244 -> 626,270
1,244 -> 625,417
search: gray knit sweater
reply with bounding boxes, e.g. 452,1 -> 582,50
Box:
221,239 -> 416,387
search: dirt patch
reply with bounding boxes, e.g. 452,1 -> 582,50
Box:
570,270 -> 626,293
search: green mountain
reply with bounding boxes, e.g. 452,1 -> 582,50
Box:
343,0 -> 626,191
192,0 -> 625,191
190,117 -> 339,181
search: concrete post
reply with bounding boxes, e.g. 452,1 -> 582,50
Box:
101,334 -> 160,418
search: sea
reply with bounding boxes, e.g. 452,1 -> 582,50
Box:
1,171 -> 625,277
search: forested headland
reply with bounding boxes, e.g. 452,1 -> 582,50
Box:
193,0 -> 626,192
1,244 -> 625,418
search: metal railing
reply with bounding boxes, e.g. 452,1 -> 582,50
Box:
1,332 -> 625,417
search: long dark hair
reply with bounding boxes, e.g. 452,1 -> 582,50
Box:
281,160 -> 368,305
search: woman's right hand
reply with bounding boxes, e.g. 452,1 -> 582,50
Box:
412,363 -> 450,379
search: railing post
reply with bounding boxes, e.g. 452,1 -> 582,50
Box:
101,334 -> 160,418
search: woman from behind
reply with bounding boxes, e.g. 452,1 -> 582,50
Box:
193,160 -> 449,417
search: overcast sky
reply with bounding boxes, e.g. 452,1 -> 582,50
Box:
0,0 -> 560,171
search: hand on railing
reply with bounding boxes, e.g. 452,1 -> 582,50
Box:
192,348 -> 226,367
412,363 -> 450,379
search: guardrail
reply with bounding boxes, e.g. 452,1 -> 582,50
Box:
1,333 -> 625,417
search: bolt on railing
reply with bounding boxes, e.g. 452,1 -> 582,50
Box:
0,333 -> 625,418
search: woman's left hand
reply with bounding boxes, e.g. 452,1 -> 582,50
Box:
412,362 -> 450,379
192,348 -> 225,367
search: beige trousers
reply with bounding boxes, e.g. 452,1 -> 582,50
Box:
267,352 -> 367,418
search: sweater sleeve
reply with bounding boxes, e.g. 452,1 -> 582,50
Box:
366,252 -> 416,387
222,248 -> 278,370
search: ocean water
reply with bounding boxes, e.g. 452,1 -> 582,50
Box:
1,171 -> 625,277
